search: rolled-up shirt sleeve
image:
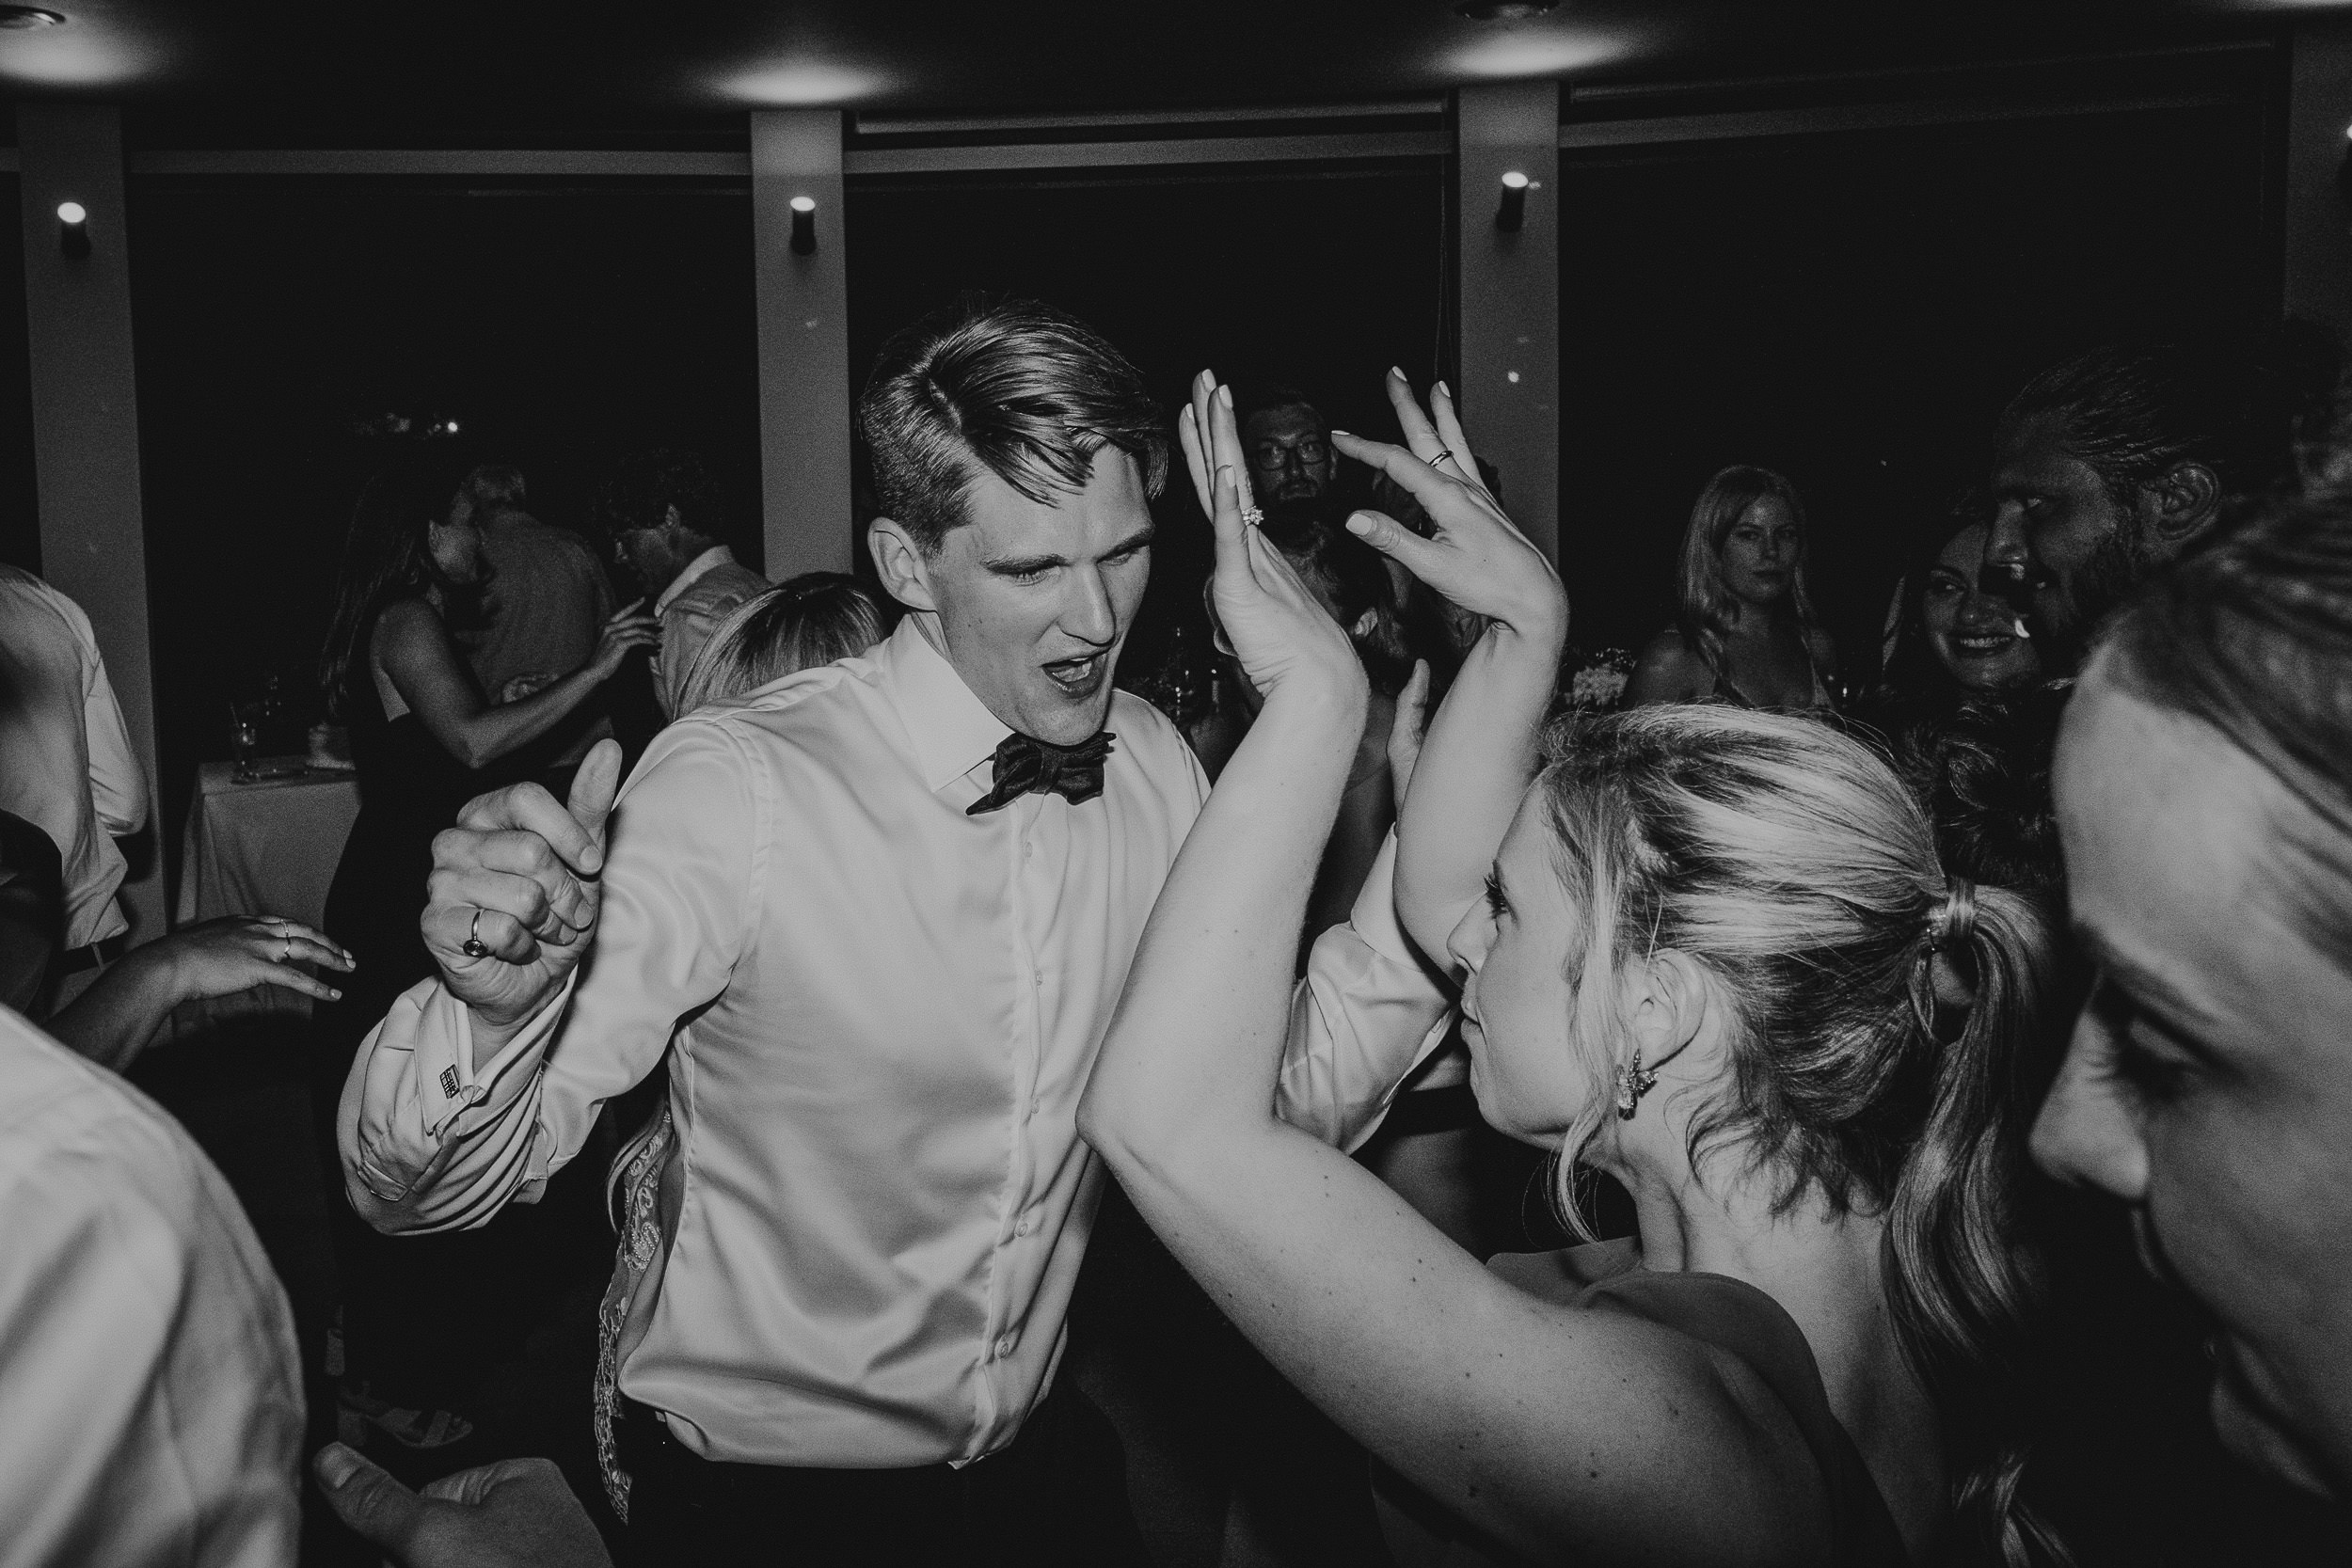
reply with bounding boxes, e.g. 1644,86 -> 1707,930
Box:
340,719 -> 763,1234
1276,831 -> 1456,1154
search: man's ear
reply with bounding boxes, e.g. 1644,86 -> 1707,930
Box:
2146,460 -> 2221,546
1350,607 -> 1380,641
868,517 -> 937,613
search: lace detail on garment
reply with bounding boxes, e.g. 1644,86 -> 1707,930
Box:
593,1103 -> 675,1522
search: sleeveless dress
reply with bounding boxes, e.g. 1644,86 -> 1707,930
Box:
1375,1242 -> 1912,1567
308,609 -> 532,1415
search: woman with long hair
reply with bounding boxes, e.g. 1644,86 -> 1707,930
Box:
1626,465 -> 1840,710
311,453 -> 654,1448
1081,376 -> 2060,1565
1872,515 -> 2043,721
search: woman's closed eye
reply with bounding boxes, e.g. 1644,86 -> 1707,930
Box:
1484,869 -> 1509,922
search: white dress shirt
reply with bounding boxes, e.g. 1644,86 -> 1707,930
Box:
0,566 -> 150,949
0,1004 -> 303,1568
342,617 -> 1452,1469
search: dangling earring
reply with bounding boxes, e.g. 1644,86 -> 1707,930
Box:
1615,1051 -> 1659,1120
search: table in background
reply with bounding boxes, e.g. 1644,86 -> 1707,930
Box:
176,757 -> 361,929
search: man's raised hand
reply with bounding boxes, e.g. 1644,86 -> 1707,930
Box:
421,738 -> 623,1045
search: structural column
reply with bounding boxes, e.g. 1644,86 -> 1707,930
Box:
16,103 -> 167,942
1455,81 -> 1561,563
2285,18 -> 2352,343
751,109 -> 854,578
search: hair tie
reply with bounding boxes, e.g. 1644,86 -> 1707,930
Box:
1927,872 -> 1978,953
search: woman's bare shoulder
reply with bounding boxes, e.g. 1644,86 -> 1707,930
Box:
1627,628 -> 1708,704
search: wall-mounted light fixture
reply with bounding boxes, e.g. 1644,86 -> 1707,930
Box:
1496,170 -> 1529,233
789,196 -> 818,256
2337,122 -> 2352,211
56,200 -> 89,259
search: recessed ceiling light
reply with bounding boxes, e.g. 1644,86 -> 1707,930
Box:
0,7 -> 68,28
1454,0 -> 1559,18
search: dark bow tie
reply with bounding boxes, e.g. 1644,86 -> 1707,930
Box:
967,730 -> 1116,816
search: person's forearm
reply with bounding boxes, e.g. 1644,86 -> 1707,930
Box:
45,947 -> 179,1070
1084,684 -> 1364,1163
431,665 -> 605,770
1393,609 -> 1566,965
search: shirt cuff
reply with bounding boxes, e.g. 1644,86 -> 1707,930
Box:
409,973 -> 577,1141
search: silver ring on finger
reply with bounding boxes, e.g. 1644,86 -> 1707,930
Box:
461,907 -> 490,959
1239,506 -> 1264,528
281,937 -> 294,963
1428,450 -> 1455,469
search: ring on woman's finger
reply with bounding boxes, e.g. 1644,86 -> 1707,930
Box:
1428,450 -> 1455,469
281,937 -> 294,963
1239,507 -> 1264,528
461,907 -> 490,959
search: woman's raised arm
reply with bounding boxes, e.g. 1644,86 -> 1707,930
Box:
1332,372 -> 1569,970
1079,376 -> 1821,1566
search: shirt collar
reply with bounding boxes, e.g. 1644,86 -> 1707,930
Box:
655,545 -> 738,617
882,616 -> 1014,794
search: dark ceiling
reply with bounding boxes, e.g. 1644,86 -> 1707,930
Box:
0,1 -> 2341,144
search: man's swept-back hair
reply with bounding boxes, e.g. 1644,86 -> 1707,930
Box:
2000,341 -> 2288,513
859,297 -> 1168,553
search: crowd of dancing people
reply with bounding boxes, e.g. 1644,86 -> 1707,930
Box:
5,293 -> 2352,1568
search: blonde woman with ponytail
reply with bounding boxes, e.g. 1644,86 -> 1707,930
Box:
1082,371 -> 2061,1566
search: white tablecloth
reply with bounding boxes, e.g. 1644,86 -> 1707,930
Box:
176,758 -> 361,930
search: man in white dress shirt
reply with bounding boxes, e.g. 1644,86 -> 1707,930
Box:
337,303 -> 1448,1565
603,449 -> 772,719
0,564 -> 151,962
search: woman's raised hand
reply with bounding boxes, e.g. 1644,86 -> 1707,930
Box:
586,599 -> 660,681
1333,371 -> 1567,642
1182,371 -> 1365,712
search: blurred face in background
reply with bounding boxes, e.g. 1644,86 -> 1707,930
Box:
1988,412 -> 2143,654
2038,662 -> 2352,1497
1245,404 -> 1333,505
427,506 -> 484,585
1921,522 -> 2041,691
1717,495 -> 1802,609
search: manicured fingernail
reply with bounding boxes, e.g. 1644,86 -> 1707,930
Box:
1436,381 -> 1451,399
1217,385 -> 1232,408
1390,366 -> 1406,378
328,990 -> 343,1000
1345,514 -> 1375,534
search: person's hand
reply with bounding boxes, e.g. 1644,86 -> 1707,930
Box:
1388,658 -> 1432,805
1179,372 -> 1366,713
422,739 -> 621,1039
1331,371 -> 1568,643
312,1443 -> 613,1568
153,916 -> 354,1006
585,600 -> 660,682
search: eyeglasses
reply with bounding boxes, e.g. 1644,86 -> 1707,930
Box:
1251,437 -> 1329,470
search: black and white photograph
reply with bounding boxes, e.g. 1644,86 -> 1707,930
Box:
5,3 -> 2352,1564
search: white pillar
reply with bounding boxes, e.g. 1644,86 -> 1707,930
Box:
751,109 -> 854,579
2285,17 -> 2352,343
15,103 -> 166,943
1455,81 -> 1561,563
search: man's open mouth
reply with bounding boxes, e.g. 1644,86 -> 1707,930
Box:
1044,652 -> 1107,692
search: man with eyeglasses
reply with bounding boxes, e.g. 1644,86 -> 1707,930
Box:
1240,383 -> 1335,506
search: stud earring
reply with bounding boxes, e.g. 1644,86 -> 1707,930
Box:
1615,1051 -> 1659,1120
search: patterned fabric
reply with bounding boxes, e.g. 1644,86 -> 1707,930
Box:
594,1102 -> 675,1522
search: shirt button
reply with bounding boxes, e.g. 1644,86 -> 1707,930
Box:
995,1331 -> 1020,1359
1023,840 -> 1035,860
1031,968 -> 1043,988
1015,1213 -> 1035,1237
